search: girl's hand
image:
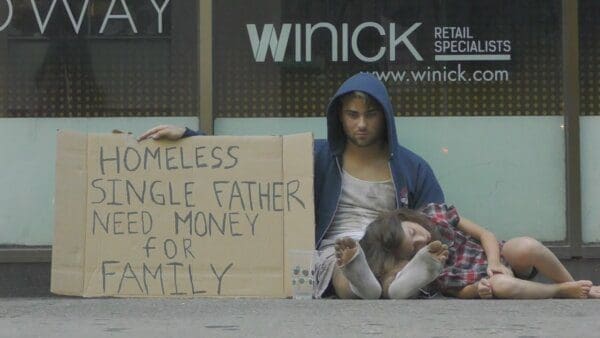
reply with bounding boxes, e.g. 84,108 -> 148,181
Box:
487,262 -> 513,277
477,278 -> 493,299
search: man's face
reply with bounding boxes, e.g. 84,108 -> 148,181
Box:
339,97 -> 386,148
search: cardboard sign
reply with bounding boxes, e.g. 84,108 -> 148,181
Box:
51,131 -> 314,297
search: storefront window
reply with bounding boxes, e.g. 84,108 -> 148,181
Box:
0,0 -> 197,117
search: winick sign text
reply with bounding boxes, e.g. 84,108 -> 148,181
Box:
247,22 -> 423,63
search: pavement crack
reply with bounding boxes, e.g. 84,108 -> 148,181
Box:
205,324 -> 240,331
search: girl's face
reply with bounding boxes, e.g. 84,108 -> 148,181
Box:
399,221 -> 432,257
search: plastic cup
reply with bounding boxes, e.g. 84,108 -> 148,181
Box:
288,249 -> 316,299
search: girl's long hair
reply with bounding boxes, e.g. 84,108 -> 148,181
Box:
359,208 -> 439,281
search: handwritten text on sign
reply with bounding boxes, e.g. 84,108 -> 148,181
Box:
86,137 -> 308,296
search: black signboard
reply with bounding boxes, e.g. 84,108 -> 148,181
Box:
214,0 -> 562,117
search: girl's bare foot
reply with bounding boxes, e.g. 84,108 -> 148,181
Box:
427,240 -> 449,264
386,244 -> 445,299
478,278 -> 493,299
335,237 -> 359,267
589,285 -> 600,299
556,280 -> 592,299
333,237 -> 382,299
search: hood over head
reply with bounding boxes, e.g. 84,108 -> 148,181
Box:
326,72 -> 399,156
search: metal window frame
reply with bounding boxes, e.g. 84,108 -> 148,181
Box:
199,0 -> 213,134
0,247 -> 50,263
546,0 -> 600,259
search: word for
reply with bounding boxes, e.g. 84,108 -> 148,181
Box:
101,260 -> 234,296
142,237 -> 196,259
98,145 -> 239,175
212,180 -> 305,212
0,0 -> 170,34
247,22 -> 423,62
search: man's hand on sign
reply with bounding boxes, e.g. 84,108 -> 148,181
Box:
138,125 -> 186,141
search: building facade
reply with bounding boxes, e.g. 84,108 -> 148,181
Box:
1,0 -> 599,294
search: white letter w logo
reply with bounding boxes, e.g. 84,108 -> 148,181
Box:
246,24 -> 291,62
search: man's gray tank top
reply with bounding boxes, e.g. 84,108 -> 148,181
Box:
319,170 -> 396,250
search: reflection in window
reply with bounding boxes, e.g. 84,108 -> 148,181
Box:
0,0 -> 196,117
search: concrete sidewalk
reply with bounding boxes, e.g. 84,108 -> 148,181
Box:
1,298 -> 600,337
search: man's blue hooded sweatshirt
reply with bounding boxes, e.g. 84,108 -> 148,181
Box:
183,72 -> 444,247
313,72 -> 444,247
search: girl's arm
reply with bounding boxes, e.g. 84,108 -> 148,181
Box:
457,218 -> 513,277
